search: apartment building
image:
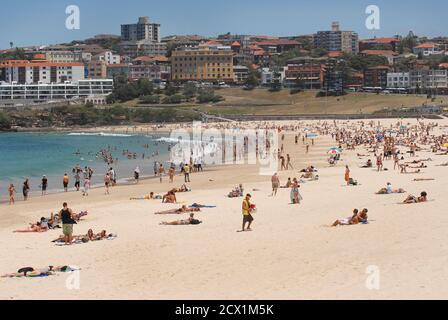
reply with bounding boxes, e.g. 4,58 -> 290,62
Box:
284,63 -> 325,89
0,79 -> 113,101
387,72 -> 410,88
0,60 -> 85,84
107,64 -> 130,79
129,56 -> 170,82
409,69 -> 448,90
171,45 -> 234,82
413,43 -> 443,56
94,51 -> 121,65
87,60 -> 107,79
121,17 -> 161,42
45,51 -> 83,63
119,40 -> 167,59
359,37 -> 401,52
314,22 -> 359,54
363,66 -> 390,89
233,65 -> 249,84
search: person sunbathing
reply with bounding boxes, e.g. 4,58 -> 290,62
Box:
280,178 -> 292,188
332,209 -> 368,227
360,159 -> 373,168
130,192 -> 159,200
228,184 -> 244,198
376,183 -> 405,194
1,265 -> 78,278
409,163 -> 427,169
170,184 -> 191,193
14,222 -> 48,233
300,172 -> 315,179
155,205 -> 201,215
160,213 -> 202,225
403,192 -> 428,204
162,191 -> 177,203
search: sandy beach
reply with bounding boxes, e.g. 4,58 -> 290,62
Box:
1,118 -> 448,300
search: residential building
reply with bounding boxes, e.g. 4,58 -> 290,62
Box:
314,22 -> 359,54
94,51 -> 121,65
107,64 -> 130,79
387,72 -> 410,89
323,59 -> 345,94
409,69 -> 448,91
363,66 -> 390,89
0,60 -> 84,84
45,51 -> 83,63
129,56 -> 170,82
260,67 -> 285,86
233,65 -> 249,84
87,60 -> 107,79
171,45 -> 234,82
0,79 -> 113,101
284,63 -> 325,89
413,43 -> 443,56
121,17 -> 161,42
252,39 -> 302,54
359,37 -> 401,52
119,40 -> 167,59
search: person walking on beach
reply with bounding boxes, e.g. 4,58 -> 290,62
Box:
8,184 -> 16,205
41,175 -> 48,196
183,163 -> 191,183
63,173 -> 69,192
83,176 -> 90,196
271,173 -> 280,196
60,202 -> 76,245
134,166 -> 140,184
104,173 -> 111,195
168,166 -> 175,183
158,164 -> 165,183
22,179 -> 30,201
241,194 -> 254,232
74,171 -> 81,191
345,166 -> 351,186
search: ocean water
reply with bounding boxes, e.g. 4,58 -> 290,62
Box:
0,132 -> 171,201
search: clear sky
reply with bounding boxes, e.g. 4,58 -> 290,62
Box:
1,0 -> 447,49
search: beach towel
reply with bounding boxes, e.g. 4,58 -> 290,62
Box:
189,203 -> 217,209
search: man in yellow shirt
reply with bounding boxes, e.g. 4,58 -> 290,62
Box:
241,194 -> 254,232
183,164 -> 191,183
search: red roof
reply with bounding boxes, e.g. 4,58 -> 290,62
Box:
107,63 -> 129,68
439,63 -> 448,69
231,41 -> 241,47
360,37 -> 401,44
415,42 -> 437,49
327,51 -> 343,58
205,40 -> 223,46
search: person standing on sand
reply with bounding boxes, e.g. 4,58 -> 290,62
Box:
41,175 -> 48,196
168,166 -> 175,183
60,202 -> 76,245
306,144 -> 310,153
63,173 -> 69,192
134,166 -> 140,184
74,171 -> 81,191
8,184 -> 16,205
271,173 -> 280,196
22,179 -> 30,201
241,194 -> 254,232
183,163 -> 191,183
345,166 -> 350,186
83,177 -> 90,196
104,173 -> 111,195
158,164 -> 165,183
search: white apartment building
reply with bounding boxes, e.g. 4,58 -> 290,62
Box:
0,61 -> 85,84
387,72 -> 410,88
0,79 -> 114,101
95,51 -> 121,65
409,70 -> 448,89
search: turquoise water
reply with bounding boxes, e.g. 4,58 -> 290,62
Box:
0,132 -> 170,200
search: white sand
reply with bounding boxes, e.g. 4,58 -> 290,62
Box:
1,118 -> 448,300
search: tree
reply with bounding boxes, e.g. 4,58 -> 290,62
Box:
183,82 -> 198,99
135,79 -> 154,96
0,111 -> 11,130
244,65 -> 260,88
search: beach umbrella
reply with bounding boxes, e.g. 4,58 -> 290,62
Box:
328,149 -> 340,155
307,133 -> 319,139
